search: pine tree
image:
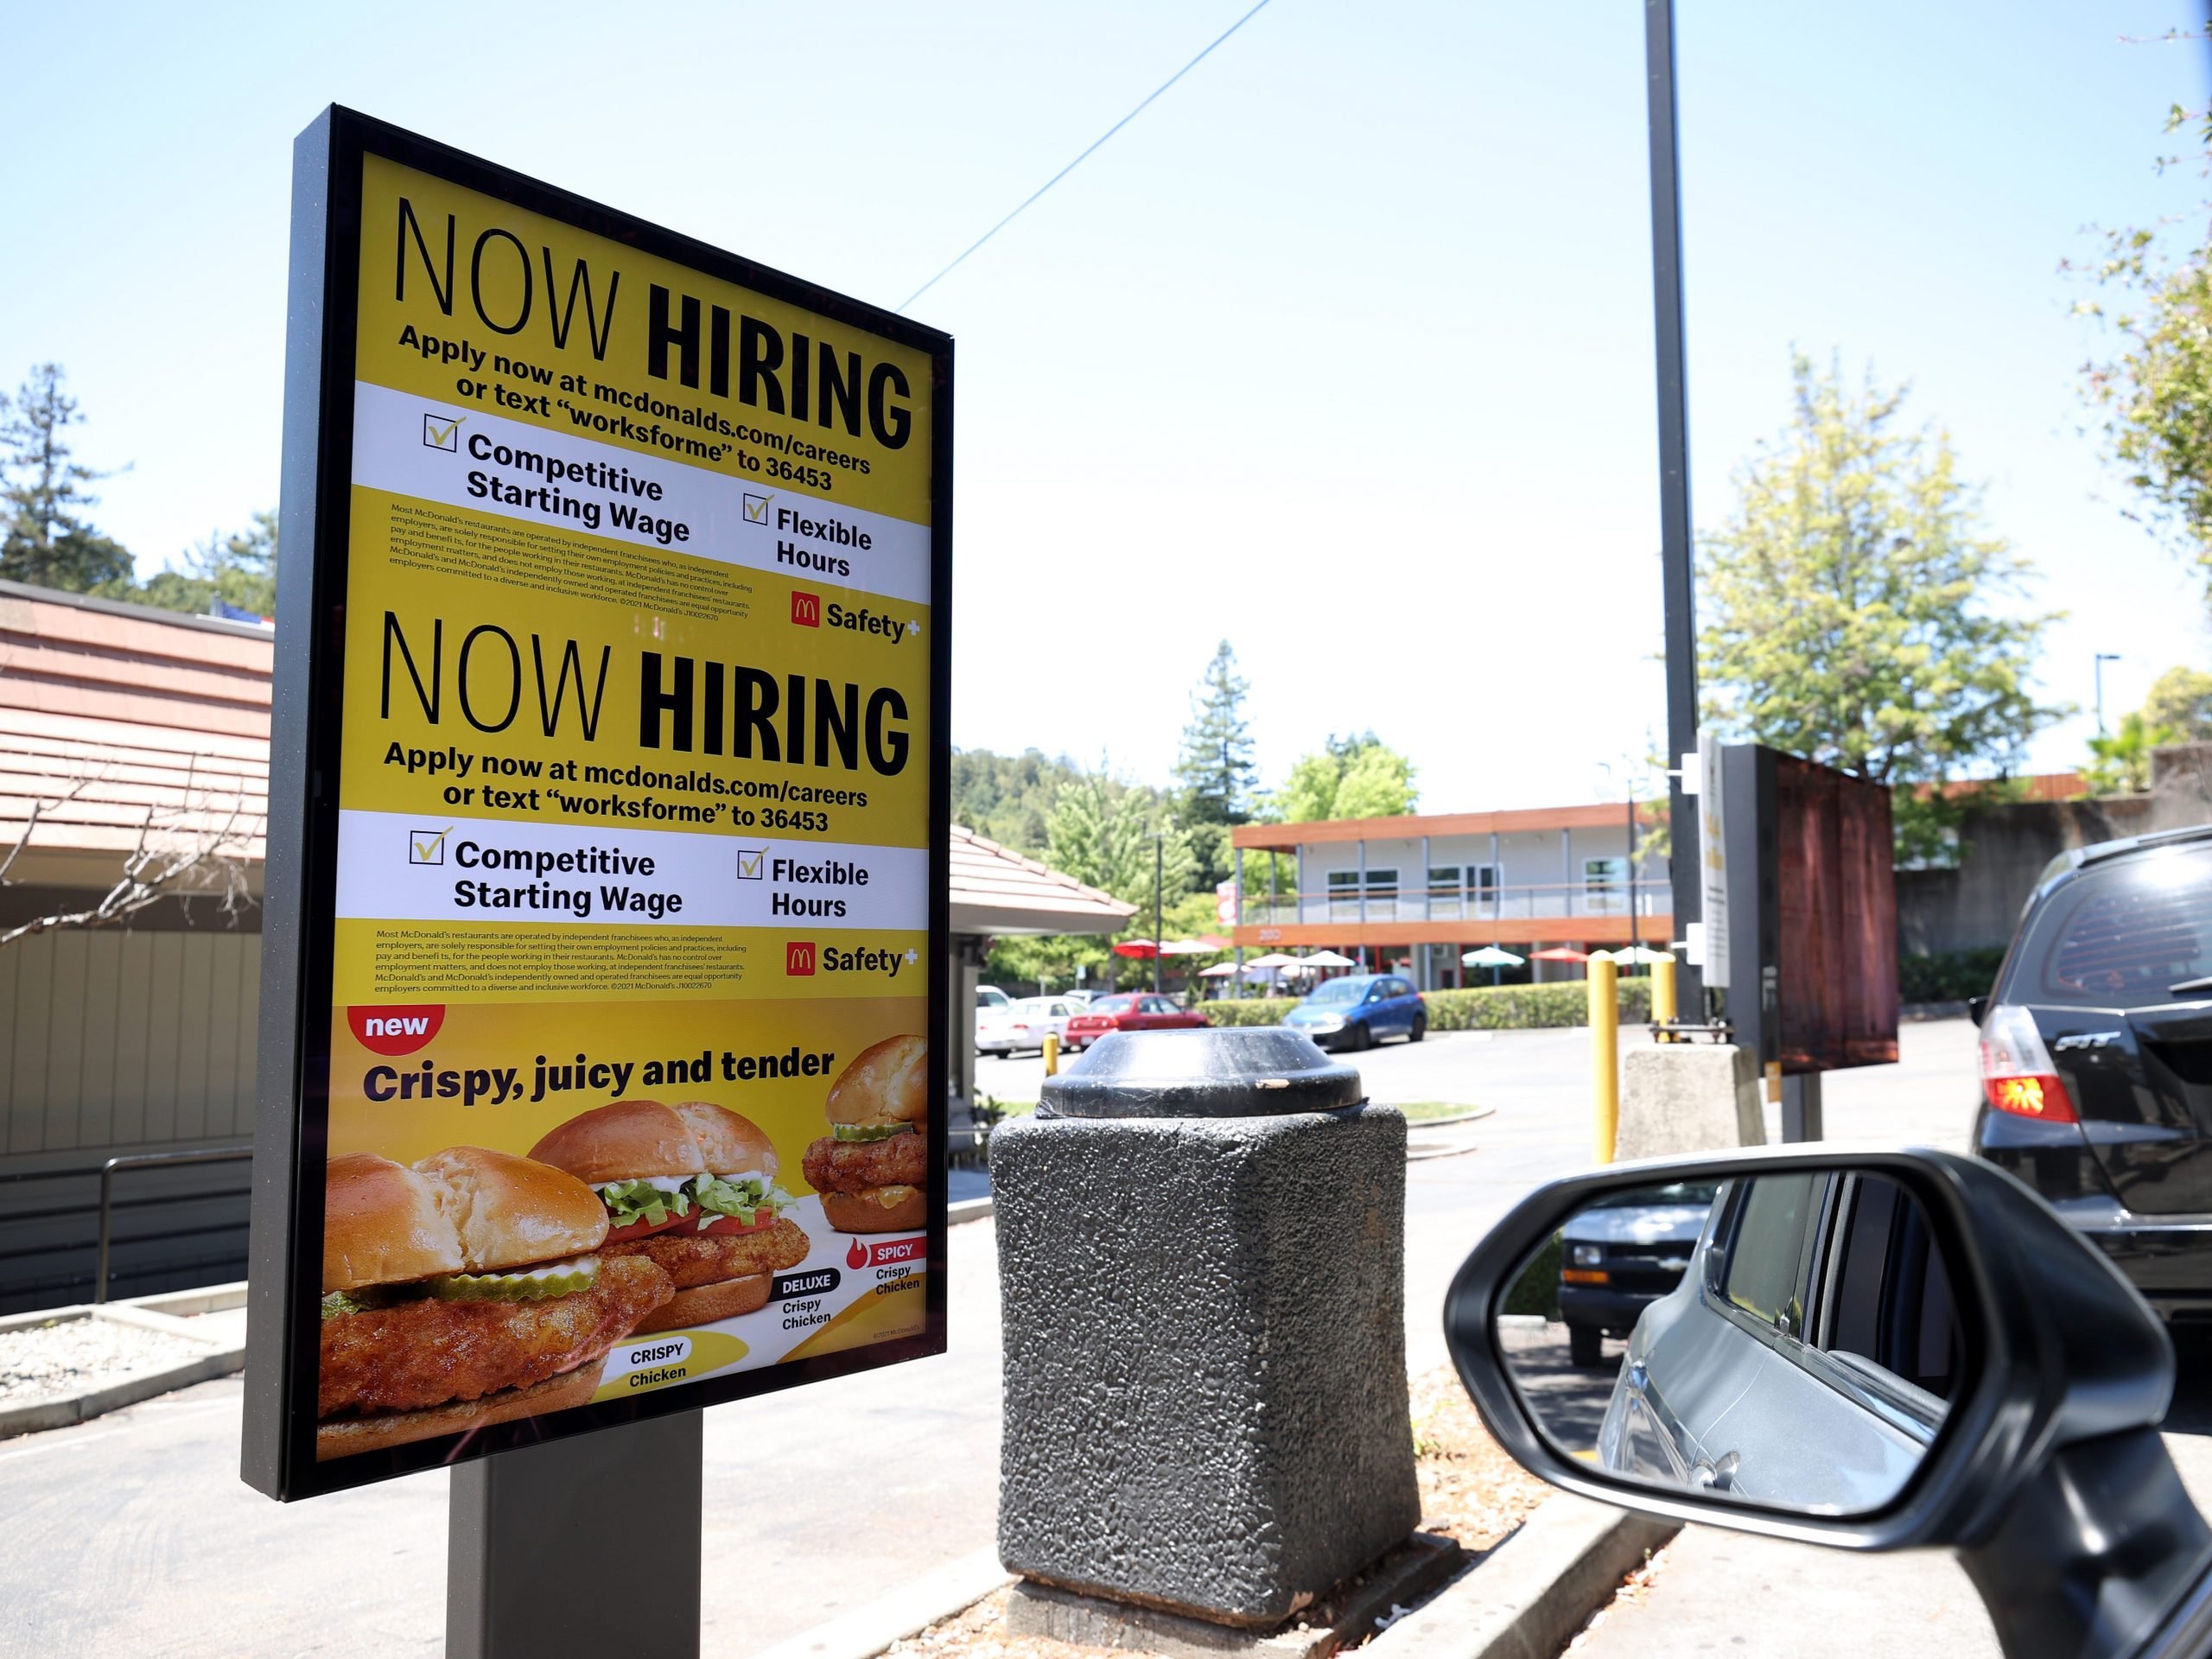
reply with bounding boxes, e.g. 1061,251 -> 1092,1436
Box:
1173,642 -> 1257,827
0,365 -> 132,592
127,509 -> 279,619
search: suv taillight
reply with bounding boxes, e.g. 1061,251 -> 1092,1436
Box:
1979,1003 -> 2078,1122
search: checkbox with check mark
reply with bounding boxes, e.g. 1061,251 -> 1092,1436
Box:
423,412 -> 464,451
736,848 -> 767,880
742,493 -> 772,524
410,827 -> 452,865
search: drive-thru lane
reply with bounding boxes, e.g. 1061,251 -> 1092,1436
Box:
2,1019 -> 2068,1659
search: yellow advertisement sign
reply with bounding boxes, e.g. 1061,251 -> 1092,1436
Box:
250,115 -> 949,1501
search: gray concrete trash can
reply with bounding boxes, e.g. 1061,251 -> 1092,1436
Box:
992,1027 -> 1420,1627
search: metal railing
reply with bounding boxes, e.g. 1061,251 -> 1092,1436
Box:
95,1147 -> 252,1303
1237,884 -> 1671,931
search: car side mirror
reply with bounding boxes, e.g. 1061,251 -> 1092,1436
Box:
1444,1148 -> 2212,1659
1967,994 -> 1989,1027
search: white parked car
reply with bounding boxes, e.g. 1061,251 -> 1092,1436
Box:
977,985 -> 1012,1012
976,996 -> 1080,1057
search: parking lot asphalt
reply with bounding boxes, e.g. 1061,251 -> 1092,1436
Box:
0,1018 -> 2142,1659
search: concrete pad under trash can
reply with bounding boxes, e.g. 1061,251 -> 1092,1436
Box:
1616,1045 -> 1764,1160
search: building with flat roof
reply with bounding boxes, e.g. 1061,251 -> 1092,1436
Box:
1229,803 -> 1667,988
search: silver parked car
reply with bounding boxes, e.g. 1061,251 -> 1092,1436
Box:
1596,1168 -> 1961,1510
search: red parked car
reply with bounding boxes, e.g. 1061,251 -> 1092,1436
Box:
1062,992 -> 1210,1052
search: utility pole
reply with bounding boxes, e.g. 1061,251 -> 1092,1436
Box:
1646,0 -> 1703,1017
2095,653 -> 2121,735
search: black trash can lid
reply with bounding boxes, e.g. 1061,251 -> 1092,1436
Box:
1037,1027 -> 1363,1120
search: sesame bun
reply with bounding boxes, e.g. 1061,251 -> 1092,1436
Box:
822,1185 -> 926,1235
824,1035 -> 929,1133
530,1100 -> 780,1184
627,1272 -> 772,1335
322,1154 -> 461,1294
314,1363 -> 600,1462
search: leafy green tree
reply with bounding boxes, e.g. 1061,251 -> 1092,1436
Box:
950,747 -> 1091,855
1267,732 -> 1419,823
122,510 -> 279,618
1698,354 -> 2063,861
2074,100 -> 2212,595
2141,665 -> 2212,740
1046,772 -> 1197,915
2084,709 -> 2182,797
0,364 -> 132,592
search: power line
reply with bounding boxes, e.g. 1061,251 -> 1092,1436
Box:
896,0 -> 1274,314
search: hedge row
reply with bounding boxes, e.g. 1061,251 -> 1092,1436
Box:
1899,946 -> 2006,1004
1203,978 -> 1653,1032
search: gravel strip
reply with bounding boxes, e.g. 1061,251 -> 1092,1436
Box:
0,1317 -> 203,1404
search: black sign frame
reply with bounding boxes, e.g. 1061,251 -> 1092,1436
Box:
242,106 -> 952,1502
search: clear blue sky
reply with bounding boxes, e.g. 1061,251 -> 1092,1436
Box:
3,2 -> 2205,810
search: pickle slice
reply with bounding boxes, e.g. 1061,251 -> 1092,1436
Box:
428,1255 -> 601,1302
832,1122 -> 915,1143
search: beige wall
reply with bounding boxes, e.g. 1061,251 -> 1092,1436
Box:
0,929 -> 260,1157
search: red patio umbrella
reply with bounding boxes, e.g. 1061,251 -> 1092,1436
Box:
1112,940 -> 1161,959
1529,946 -> 1591,963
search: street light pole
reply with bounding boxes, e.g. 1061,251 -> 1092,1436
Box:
1646,0 -> 1703,1017
2095,652 -> 2122,735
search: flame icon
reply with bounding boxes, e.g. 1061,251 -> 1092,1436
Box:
845,1237 -> 869,1270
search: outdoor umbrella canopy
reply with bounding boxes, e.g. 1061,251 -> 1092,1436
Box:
1198,962 -> 1240,978
1111,939 -> 1161,959
1462,946 -> 1525,967
1158,939 -> 1217,956
1612,944 -> 1673,964
1530,946 -> 1592,962
1300,950 -> 1357,968
1243,953 -> 1300,969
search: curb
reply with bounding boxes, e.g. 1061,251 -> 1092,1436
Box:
1365,1495 -> 1678,1659
753,1495 -> 1672,1659
0,1283 -> 248,1443
751,1546 -> 1014,1659
1395,1105 -> 1494,1134
949,1196 -> 994,1226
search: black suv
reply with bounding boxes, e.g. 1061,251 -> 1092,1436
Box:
1971,823 -> 2212,1319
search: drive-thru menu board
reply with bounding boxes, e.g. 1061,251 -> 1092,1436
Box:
244,110 -> 950,1500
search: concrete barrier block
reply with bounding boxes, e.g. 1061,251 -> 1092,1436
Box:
1616,1044 -> 1764,1160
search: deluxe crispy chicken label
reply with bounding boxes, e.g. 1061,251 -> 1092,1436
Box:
312,158 -> 937,1459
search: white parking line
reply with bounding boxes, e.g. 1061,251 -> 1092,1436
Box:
0,1428 -> 118,1465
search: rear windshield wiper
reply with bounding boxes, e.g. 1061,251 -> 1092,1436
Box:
2170,976 -> 2212,996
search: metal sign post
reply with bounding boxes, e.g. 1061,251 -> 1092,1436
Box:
448,1409 -> 702,1659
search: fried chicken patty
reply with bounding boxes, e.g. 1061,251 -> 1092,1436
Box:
804,1132 -> 927,1195
604,1217 -> 810,1287
318,1254 -> 671,1418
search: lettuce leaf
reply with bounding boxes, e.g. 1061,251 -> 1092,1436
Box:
599,1179 -> 693,1229
689,1174 -> 796,1230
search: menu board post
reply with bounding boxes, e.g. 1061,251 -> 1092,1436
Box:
448,1408 -> 703,1657
243,105 -> 952,1504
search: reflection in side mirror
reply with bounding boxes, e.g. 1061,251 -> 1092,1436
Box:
1497,1171 -> 1966,1516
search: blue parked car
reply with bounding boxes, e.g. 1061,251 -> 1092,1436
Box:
1282,973 -> 1426,1052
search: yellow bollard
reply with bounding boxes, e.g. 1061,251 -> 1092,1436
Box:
1650,951 -> 1677,1035
1590,956 -> 1619,1163
1042,1032 -> 1059,1077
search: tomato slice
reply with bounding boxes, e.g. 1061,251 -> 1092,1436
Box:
602,1211 -> 687,1246
695,1211 -> 781,1238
